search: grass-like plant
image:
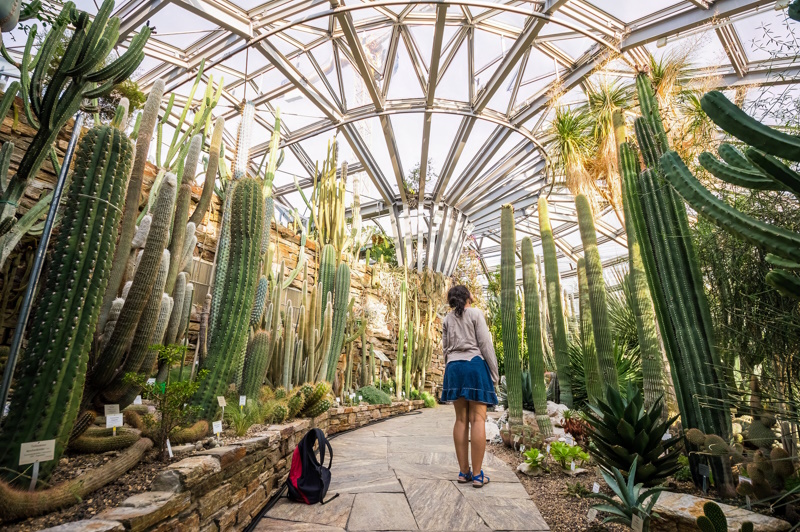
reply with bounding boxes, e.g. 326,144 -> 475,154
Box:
589,461 -> 667,532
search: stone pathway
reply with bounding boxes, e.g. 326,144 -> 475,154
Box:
255,405 -> 549,531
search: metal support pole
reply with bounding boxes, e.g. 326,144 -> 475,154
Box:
0,111 -> 85,412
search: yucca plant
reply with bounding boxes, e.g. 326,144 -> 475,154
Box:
548,105 -> 597,203
585,382 -> 681,486
589,460 -> 667,532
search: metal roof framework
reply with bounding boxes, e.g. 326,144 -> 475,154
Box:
8,0 -> 800,288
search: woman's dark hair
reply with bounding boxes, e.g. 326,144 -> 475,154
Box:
448,285 -> 472,317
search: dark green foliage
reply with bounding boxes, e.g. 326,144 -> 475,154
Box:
0,124 -> 132,485
585,383 -> 680,487
357,385 -> 392,405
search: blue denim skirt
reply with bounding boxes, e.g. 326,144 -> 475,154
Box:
441,356 -> 498,405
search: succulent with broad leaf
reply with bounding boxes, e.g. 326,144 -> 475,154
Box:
588,461 -> 666,532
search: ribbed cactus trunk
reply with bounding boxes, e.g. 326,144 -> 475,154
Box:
538,197 -> 573,407
575,194 -> 619,394
621,72 -> 733,496
241,331 -> 270,398
396,278 -> 406,400
520,237 -> 552,434
501,205 -> 523,425
192,178 -> 263,417
577,258 -> 603,406
0,125 -> 133,485
318,244 -> 337,311
325,262 -> 351,383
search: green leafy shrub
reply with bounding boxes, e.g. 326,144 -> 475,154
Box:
420,391 -> 436,408
674,455 -> 692,482
524,448 -> 546,468
549,441 -> 589,469
357,385 -> 392,405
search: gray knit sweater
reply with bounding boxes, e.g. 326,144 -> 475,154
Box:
441,307 -> 500,384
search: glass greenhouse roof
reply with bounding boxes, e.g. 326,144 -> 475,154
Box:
3,0 -> 797,292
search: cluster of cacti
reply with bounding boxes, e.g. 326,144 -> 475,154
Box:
656,92 -> 800,298
0,115 -> 134,485
0,0 -> 149,261
520,238 -> 552,434
619,71 -> 734,495
613,110 -> 665,415
169,420 -> 209,444
697,501 -> 753,532
299,381 -> 332,417
686,376 -> 796,504
538,197 -> 573,407
576,258 -> 603,406
575,194 -> 618,393
500,205 -> 523,426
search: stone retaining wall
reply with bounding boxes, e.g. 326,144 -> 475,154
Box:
44,401 -> 424,532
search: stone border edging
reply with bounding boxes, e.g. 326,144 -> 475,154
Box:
42,400 -> 425,532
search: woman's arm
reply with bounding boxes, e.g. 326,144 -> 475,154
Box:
441,318 -> 449,363
474,310 -> 500,384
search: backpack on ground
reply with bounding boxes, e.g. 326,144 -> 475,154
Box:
286,428 -> 339,504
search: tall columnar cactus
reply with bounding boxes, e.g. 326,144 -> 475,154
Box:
520,237 -> 552,434
577,258 -> 603,406
98,80 -> 165,334
89,173 -> 177,391
619,72 -> 733,496
656,90 -> 800,298
614,111 -> 665,415
318,244 -> 337,311
189,117 -> 224,226
192,178 -> 263,417
241,331 -> 271,399
0,124 -> 133,485
325,262 -> 351,383
165,180 -> 192,294
395,277 -> 407,399
163,271 -> 187,347
538,197 -> 573,407
575,194 -> 618,393
0,0 -> 149,240
500,205 -> 523,425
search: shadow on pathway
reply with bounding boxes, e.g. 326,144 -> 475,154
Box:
255,404 -> 549,531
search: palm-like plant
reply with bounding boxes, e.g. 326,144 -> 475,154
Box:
589,460 -> 667,532
585,382 -> 681,486
548,105 -> 596,204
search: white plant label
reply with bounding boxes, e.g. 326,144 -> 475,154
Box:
565,435 -> 574,446
520,445 -> 525,453
746,495 -> 751,511
217,396 -> 227,407
336,397 -> 341,403
570,460 -> 576,472
358,395 -> 362,402
3,401 -> 9,417
239,395 -> 246,407
662,433 -> 672,440
166,438 -> 173,458
587,508 -> 597,522
104,404 -> 120,416
133,395 -> 142,405
546,443 -> 550,453
212,420 -> 223,436
19,440 -> 55,465
106,413 -> 123,429
146,378 -> 156,385
632,514 -> 644,532
592,482 -> 600,494
739,475 -> 752,485
513,435 -> 520,443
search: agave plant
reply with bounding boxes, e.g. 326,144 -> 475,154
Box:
589,460 -> 667,532
585,382 -> 681,486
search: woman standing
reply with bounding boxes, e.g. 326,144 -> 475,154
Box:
440,285 -> 499,488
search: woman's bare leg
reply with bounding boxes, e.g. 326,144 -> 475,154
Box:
469,401 -> 487,475
453,398 -> 470,474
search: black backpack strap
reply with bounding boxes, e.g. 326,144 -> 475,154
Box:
320,492 -> 340,505
313,428 -> 334,469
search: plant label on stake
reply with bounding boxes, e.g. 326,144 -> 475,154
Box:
520,445 -> 525,453
146,378 -> 156,385
546,443 -> 550,454
133,395 -> 142,405
212,420 -> 222,438
239,395 -> 246,410
106,413 -> 123,436
358,395 -> 362,402
166,438 -> 173,459
587,508 -> 597,522
217,396 -> 227,407
698,463 -> 710,494
592,482 -> 600,494
104,404 -> 120,416
746,495 -> 751,510
631,514 -> 644,532
20,439 -> 55,491
570,460 -> 576,472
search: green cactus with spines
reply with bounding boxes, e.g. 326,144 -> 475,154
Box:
287,392 -> 306,418
621,72 -> 734,496
500,205 -> 523,425
395,276 -> 407,400
282,302 -> 295,389
698,151 -> 779,191
318,244 -> 337,310
262,195 -> 274,256
251,276 -> 268,328
90,172 -> 177,391
577,258 -> 603,406
177,282 -> 193,342
575,194 -> 618,393
538,197 -> 573,407
325,261 -> 351,383
101,249 -> 170,405
0,0 -> 150,240
191,178 -> 264,418
274,386 -> 288,400
165,183 -> 192,294
0,123 -> 133,485
68,411 -> 97,444
162,271 -> 187,348
68,428 -> 140,454
303,398 -> 332,418
272,403 -> 288,423
299,383 -> 314,400
209,189 -> 233,333
241,331 -> 271,399
299,383 -> 331,418
189,116 -> 224,226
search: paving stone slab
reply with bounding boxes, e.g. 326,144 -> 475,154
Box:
347,492 -> 418,530
402,477 -> 490,531
41,520 -> 124,532
462,494 -> 549,531
268,493 -> 355,528
453,480 -> 530,499
253,517 -> 346,531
